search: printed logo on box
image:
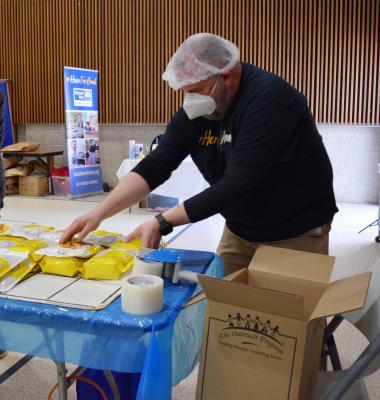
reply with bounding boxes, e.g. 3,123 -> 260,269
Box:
200,314 -> 299,399
215,313 -> 297,362
73,88 -> 93,107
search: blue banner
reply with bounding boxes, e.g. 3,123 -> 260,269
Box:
0,81 -> 15,148
64,67 -> 103,197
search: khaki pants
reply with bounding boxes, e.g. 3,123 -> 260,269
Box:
217,223 -> 331,276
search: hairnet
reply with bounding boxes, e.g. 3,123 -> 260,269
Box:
162,33 -> 240,90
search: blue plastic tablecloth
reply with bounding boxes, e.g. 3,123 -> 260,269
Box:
0,249 -> 224,400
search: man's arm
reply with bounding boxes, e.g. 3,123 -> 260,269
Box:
123,161 -> 271,248
60,172 -> 150,242
62,110 -> 190,245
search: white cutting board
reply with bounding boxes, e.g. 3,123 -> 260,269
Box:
0,273 -> 121,310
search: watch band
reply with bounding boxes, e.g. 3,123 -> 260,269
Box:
155,213 -> 173,236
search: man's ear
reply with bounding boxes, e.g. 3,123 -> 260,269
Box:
220,71 -> 233,86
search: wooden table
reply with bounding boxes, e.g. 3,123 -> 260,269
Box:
1,149 -> 64,194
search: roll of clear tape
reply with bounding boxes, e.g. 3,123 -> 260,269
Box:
132,256 -> 163,277
121,274 -> 164,315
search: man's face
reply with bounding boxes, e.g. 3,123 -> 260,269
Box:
71,142 -> 77,150
182,74 -> 230,121
77,114 -> 83,123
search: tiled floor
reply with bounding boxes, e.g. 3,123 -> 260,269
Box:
0,196 -> 379,399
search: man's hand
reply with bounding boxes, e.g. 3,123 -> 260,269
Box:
124,217 -> 161,249
60,212 -> 102,243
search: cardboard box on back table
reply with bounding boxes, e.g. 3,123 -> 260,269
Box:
196,246 -> 371,400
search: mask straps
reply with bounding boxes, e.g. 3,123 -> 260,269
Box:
209,74 -> 220,98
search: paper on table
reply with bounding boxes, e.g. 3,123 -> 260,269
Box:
51,279 -> 120,307
7,274 -> 78,299
5,273 -> 121,309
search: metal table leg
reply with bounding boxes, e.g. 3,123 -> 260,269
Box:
55,361 -> 68,400
104,370 -> 121,400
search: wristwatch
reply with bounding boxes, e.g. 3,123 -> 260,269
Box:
155,213 -> 173,236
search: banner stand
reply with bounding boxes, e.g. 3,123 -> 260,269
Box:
63,67 -> 103,199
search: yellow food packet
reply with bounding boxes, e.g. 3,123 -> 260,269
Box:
23,224 -> 54,231
84,230 -> 122,247
0,259 -> 39,292
39,256 -> 83,277
39,230 -> 65,244
0,249 -> 32,279
34,242 -> 103,277
110,238 -> 142,253
34,242 -> 102,258
0,235 -> 26,248
81,249 -> 134,280
4,224 -> 54,239
9,239 -> 49,254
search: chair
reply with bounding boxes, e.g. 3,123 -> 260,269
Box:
312,258 -> 380,399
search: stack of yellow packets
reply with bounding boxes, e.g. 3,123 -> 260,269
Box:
33,242 -> 103,277
0,238 -> 50,292
81,237 -> 142,280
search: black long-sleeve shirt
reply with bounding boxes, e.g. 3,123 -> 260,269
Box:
133,63 -> 338,242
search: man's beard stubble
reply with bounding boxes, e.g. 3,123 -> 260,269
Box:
204,84 -> 229,121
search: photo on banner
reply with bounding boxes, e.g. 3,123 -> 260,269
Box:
64,67 -> 103,198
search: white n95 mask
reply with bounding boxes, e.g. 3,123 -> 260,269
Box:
182,75 -> 220,119
183,93 -> 216,119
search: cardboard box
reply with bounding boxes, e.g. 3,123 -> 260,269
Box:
5,176 -> 19,195
19,175 -> 49,196
196,245 -> 371,400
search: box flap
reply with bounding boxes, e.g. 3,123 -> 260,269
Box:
250,245 -> 335,283
309,272 -> 371,320
198,274 -> 305,320
248,270 -> 325,319
183,269 -> 248,309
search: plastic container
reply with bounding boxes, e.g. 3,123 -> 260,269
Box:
134,143 -> 144,159
52,176 -> 70,196
129,140 -> 136,160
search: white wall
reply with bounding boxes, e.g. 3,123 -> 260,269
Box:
319,125 -> 380,204
16,124 -> 380,204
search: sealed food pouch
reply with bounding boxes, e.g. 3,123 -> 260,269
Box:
84,230 -> 122,247
38,230 -> 65,244
9,239 -> 48,269
34,242 -> 103,277
4,224 -> 54,240
39,256 -> 83,277
0,257 -> 39,292
81,248 -> 134,280
0,248 -> 33,280
9,239 -> 49,255
110,238 -> 143,253
0,235 -> 27,248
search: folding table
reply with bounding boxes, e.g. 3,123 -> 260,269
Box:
0,249 -> 223,400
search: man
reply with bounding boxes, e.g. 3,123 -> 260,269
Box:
71,140 -> 78,165
61,33 -> 338,275
77,112 -> 84,129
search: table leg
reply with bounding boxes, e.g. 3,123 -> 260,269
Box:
47,156 -> 53,194
55,361 -> 68,400
104,370 -> 121,400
